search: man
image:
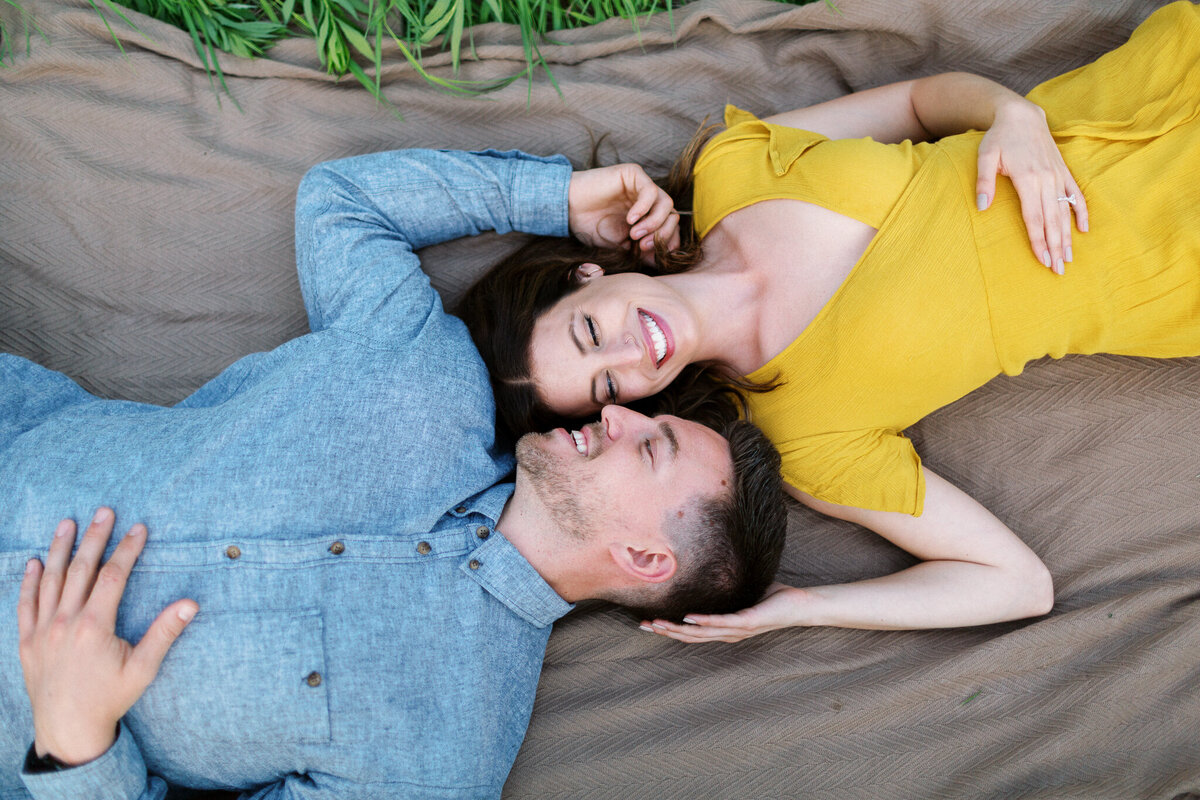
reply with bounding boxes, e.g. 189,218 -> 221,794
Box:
0,148 -> 787,799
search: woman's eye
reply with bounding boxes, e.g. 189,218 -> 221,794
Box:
585,315 -> 599,346
605,372 -> 618,403
643,438 -> 654,464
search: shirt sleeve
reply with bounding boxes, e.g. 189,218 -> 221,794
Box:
20,723 -> 168,800
293,148 -> 572,336
775,428 -> 927,516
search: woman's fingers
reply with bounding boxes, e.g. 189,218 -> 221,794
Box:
37,519 -> 77,626
57,508 -> 116,614
1068,177 -> 1089,234
1043,184 -> 1065,275
975,145 -> 1000,211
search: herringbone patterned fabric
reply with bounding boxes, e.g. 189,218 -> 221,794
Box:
1,0 -> 1196,797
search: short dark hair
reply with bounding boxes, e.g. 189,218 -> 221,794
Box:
620,418 -> 786,622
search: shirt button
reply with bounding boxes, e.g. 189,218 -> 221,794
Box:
469,559 -> 481,570
475,526 -> 490,540
455,506 -> 467,514
416,541 -> 432,555
305,671 -> 322,687
328,541 -> 345,555
225,545 -> 241,560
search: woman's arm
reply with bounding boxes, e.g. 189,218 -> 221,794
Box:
645,467 -> 1053,640
762,73 -> 1089,275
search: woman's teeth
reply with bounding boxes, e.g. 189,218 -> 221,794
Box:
571,430 -> 586,454
640,311 -> 667,366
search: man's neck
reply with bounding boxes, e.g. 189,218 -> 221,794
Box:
495,487 -> 600,605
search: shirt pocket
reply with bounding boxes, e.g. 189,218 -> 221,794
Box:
133,608 -> 331,744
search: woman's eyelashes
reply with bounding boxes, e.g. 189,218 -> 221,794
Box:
585,314 -> 599,346
604,371 -> 617,403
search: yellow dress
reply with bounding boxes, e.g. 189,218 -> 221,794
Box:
692,1 -> 1200,515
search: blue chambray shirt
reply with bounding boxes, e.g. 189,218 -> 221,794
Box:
0,149 -> 575,800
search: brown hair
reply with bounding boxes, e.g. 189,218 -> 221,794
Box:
618,417 -> 788,621
456,120 -> 778,440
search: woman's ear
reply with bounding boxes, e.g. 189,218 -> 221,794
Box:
573,263 -> 604,284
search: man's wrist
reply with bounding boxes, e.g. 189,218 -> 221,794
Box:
24,744 -> 73,775
31,721 -> 119,768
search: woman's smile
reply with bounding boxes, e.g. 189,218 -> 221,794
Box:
638,308 -> 674,368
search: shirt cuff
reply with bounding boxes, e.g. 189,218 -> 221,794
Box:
21,722 -> 153,800
507,154 -> 572,238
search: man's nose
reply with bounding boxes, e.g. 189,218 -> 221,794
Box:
600,403 -> 653,437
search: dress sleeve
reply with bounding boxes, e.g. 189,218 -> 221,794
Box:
693,105 -> 923,236
293,148 -> 571,338
775,428 -> 927,516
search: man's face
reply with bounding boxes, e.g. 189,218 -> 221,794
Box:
515,404 -> 733,542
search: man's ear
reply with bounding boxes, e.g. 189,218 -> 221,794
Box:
573,263 -> 604,284
609,542 -> 676,584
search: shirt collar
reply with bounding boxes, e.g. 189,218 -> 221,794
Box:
458,484 -> 574,628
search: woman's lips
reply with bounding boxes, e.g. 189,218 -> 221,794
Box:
637,308 -> 674,369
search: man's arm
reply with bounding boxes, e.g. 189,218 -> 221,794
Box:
293,149 -> 572,336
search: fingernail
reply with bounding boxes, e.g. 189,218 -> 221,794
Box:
1041,250 -> 1051,269
25,559 -> 38,574
54,520 -> 72,538
651,623 -> 668,630
1054,257 -> 1064,275
638,624 -> 654,633
1080,220 -> 1088,233
178,605 -> 197,622
976,193 -> 987,211
1065,245 -> 1073,263
682,617 -> 698,625
127,525 -> 145,538
632,228 -> 645,239
94,507 -> 113,523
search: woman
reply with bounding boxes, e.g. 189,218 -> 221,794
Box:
461,2 -> 1200,640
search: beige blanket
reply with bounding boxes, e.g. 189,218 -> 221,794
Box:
1,0 -> 1197,797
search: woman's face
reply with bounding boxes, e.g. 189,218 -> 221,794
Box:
529,266 -> 694,417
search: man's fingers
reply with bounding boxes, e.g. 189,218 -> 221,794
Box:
37,519 -> 76,626
58,508 -> 117,614
17,559 -> 42,643
128,600 -> 198,689
88,524 -> 148,630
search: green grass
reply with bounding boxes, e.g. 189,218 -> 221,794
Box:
2,0 -> 824,106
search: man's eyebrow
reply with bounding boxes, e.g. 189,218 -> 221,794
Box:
659,421 -> 679,461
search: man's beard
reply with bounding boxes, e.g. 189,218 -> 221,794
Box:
515,432 -> 591,541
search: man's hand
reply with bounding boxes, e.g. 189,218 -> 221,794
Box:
568,163 -> 681,262
18,508 -> 198,766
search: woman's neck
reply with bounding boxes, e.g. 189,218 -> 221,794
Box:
658,234 -> 770,374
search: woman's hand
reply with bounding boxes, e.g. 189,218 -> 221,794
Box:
18,509 -> 198,765
568,163 -> 681,263
976,98 -> 1089,275
641,582 -> 807,644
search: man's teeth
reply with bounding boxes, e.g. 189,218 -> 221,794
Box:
571,430 -> 586,454
640,311 -> 667,365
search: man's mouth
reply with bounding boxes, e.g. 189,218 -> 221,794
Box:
571,429 -> 587,455
638,309 -> 673,368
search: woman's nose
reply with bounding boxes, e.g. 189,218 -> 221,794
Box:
610,336 -> 642,367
